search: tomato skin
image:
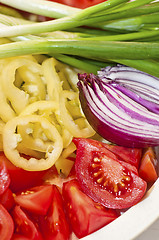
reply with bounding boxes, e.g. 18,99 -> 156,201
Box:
39,185 -> 71,240
0,153 -> 47,192
0,160 -> 10,195
139,147 -> 158,183
12,205 -> 43,240
73,138 -> 147,209
102,143 -> 142,168
0,203 -> 14,240
14,185 -> 53,215
63,179 -> 119,238
0,188 -> 15,211
50,0 -> 106,8
12,234 -> 30,240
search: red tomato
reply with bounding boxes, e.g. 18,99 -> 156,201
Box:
102,143 -> 142,168
73,138 -> 147,209
139,147 -> 158,183
0,153 -> 47,192
12,234 -> 30,240
14,185 -> 53,215
39,185 -> 71,240
0,203 -> 14,240
51,0 -> 106,8
0,160 -> 10,195
12,205 -> 43,240
0,188 -> 15,211
63,179 -> 118,238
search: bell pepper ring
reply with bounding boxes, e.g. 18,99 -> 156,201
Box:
2,115 -> 63,171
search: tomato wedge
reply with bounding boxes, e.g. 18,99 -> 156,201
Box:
14,185 -> 53,215
63,179 -> 118,238
0,203 -> 14,240
0,160 -> 10,195
139,147 -> 158,183
12,234 -> 30,240
0,188 -> 15,211
0,153 -> 47,192
73,138 -> 147,209
39,185 -> 71,240
102,143 -> 142,168
12,205 -> 43,240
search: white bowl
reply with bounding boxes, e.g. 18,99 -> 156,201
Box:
82,178 -> 159,240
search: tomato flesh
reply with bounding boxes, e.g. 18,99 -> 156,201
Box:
0,203 -> 14,240
90,151 -> 133,197
0,160 -> 10,195
139,147 -> 158,183
14,185 -> 53,215
12,205 -> 42,240
0,188 -> 15,211
73,138 -> 147,209
102,143 -> 142,168
39,185 -> 71,240
0,153 -> 47,192
63,179 -> 118,238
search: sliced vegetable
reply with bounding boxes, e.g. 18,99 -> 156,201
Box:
102,143 -> 142,168
59,90 -> 95,138
97,65 -> 159,111
14,185 -> 53,215
73,138 -> 147,209
0,203 -> 14,240
12,205 -> 42,240
12,234 -> 30,240
0,160 -> 10,195
62,179 -> 119,238
77,67 -> 159,147
0,153 -> 47,192
139,147 -> 158,183
39,184 -> 71,240
0,188 -> 15,211
2,115 -> 63,171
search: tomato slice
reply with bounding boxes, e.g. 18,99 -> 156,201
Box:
50,0 -> 106,8
0,203 -> 14,240
39,185 -> 71,240
0,188 -> 15,211
14,185 -> 53,215
0,160 -> 10,195
73,138 -> 147,209
62,179 -> 118,238
102,143 -> 142,168
139,147 -> 158,183
12,205 -> 43,240
12,234 -> 30,240
0,153 -> 47,192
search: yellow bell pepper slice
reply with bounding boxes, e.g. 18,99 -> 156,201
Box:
3,115 -> 63,171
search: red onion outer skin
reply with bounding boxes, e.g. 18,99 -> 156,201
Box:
78,82 -> 159,148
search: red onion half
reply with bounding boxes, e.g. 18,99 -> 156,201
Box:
77,66 -> 159,148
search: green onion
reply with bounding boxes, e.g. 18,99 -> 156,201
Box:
0,0 -> 129,37
53,54 -> 100,74
0,0 -> 159,79
0,39 -> 159,60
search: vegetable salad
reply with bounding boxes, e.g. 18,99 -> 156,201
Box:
0,0 -> 158,240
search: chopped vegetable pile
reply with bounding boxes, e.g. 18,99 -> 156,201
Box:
0,0 -> 158,239
0,141 -> 158,239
